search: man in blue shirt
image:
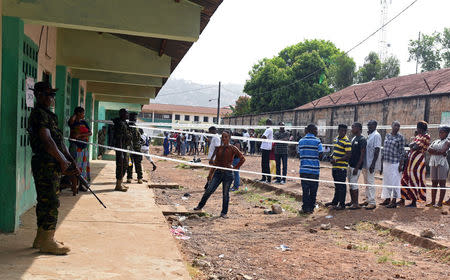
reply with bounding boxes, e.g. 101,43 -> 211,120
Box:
298,124 -> 323,214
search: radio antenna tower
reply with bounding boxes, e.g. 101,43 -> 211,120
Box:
379,0 -> 392,62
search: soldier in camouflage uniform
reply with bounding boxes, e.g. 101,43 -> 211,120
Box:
113,108 -> 132,191
28,81 -> 80,255
126,112 -> 144,184
97,126 -> 107,159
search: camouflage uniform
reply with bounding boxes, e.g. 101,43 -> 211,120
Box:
113,117 -> 132,180
126,126 -> 144,180
97,128 -> 106,157
28,105 -> 64,230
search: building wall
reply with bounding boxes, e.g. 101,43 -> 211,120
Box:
223,93 -> 450,143
24,24 -> 57,87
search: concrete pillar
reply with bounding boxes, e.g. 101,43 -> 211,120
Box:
70,77 -> 80,114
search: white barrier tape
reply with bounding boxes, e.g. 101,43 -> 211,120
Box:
133,124 -> 413,151
91,119 -> 444,131
66,138 -> 448,190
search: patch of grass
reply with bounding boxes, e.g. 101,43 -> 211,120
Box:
377,255 -> 389,263
175,163 -> 191,169
236,187 -> 299,214
391,259 -> 416,266
186,263 -> 204,279
354,243 -> 370,251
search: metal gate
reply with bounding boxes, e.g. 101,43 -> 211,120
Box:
18,36 -> 38,205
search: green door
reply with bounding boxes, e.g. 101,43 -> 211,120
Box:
18,36 -> 39,211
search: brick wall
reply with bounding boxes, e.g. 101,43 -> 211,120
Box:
223,93 -> 450,144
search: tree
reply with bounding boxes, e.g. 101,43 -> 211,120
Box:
408,32 -> 442,71
378,56 -> 400,80
441,27 -> 450,68
229,96 -> 251,116
328,54 -> 356,90
356,52 -> 381,83
244,39 -> 352,113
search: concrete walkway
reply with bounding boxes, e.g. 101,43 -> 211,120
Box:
0,160 -> 191,280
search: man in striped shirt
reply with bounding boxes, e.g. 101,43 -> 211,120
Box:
325,124 -> 352,210
298,124 -> 323,214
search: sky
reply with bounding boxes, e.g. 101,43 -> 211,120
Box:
169,0 -> 450,85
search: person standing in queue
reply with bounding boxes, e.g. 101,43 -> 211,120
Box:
126,112 -> 144,184
259,119 -> 273,183
28,81 -> 80,255
325,124 -> 352,210
113,109 -> 132,192
194,131 -> 245,218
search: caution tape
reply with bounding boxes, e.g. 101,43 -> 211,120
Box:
67,138 -> 449,190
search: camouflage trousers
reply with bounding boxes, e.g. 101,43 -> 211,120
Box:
127,153 -> 143,180
31,156 -> 61,230
115,150 -> 129,180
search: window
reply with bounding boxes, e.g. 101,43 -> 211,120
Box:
184,115 -> 190,121
194,116 -> 199,122
163,114 -> 171,119
203,116 -> 209,123
213,117 -> 218,124
175,114 -> 180,120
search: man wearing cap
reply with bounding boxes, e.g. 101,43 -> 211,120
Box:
126,112 -> 144,184
28,81 -> 80,255
113,109 -> 132,191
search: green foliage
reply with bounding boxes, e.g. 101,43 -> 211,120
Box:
328,54 -> 356,90
442,28 -> 450,68
356,52 -> 400,83
230,95 -> 251,116
408,31 -> 442,71
356,52 -> 382,83
244,39 -> 353,113
378,56 -> 400,80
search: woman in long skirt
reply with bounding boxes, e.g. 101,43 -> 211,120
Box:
400,121 -> 431,207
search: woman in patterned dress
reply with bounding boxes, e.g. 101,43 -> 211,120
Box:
68,107 -> 92,192
400,121 -> 431,208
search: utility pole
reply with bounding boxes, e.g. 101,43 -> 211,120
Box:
216,81 -> 221,124
416,32 -> 421,74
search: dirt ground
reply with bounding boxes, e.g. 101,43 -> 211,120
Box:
146,147 -> 449,280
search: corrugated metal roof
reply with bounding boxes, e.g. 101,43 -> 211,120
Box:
297,68 -> 450,110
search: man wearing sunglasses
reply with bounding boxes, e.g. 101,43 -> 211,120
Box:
28,81 -> 80,255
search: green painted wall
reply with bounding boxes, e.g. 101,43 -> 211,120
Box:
0,16 -> 38,232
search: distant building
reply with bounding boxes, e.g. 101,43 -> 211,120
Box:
140,103 -> 231,126
224,68 -> 450,143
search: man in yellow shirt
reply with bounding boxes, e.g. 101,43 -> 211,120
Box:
325,124 -> 352,210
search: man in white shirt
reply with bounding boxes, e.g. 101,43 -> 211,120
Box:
207,126 -> 221,160
362,120 -> 382,210
259,119 -> 273,183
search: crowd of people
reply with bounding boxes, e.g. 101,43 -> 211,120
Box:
163,119 -> 449,216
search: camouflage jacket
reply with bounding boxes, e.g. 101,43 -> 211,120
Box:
28,104 -> 65,163
98,129 -> 106,144
112,117 -> 132,148
128,125 -> 144,151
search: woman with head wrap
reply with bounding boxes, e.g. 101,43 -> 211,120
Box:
427,126 -> 450,208
400,121 -> 431,207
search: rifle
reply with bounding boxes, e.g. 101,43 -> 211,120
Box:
68,165 -> 107,208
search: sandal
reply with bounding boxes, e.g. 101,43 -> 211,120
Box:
443,200 -> 450,206
425,203 -> 434,207
433,204 -> 442,209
